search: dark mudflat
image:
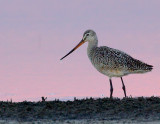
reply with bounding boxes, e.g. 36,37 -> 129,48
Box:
0,97 -> 160,122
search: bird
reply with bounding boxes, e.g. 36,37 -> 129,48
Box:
60,30 -> 153,98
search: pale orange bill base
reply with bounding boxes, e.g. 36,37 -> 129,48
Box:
60,40 -> 85,60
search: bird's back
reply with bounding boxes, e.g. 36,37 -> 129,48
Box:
88,46 -> 153,77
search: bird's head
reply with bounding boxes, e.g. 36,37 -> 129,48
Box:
60,29 -> 97,60
82,29 -> 97,42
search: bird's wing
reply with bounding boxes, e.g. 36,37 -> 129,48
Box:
93,46 -> 152,71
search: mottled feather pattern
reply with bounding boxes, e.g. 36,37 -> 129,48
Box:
61,29 -> 153,97
88,46 -> 153,75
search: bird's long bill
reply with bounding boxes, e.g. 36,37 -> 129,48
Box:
60,40 -> 85,60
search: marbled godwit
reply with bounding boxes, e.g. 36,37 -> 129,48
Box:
60,30 -> 153,98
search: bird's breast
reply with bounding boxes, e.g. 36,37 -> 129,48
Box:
87,47 -> 127,77
96,65 -> 125,77
89,58 -> 127,77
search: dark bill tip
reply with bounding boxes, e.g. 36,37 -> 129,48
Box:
60,49 -> 74,60
60,40 -> 85,60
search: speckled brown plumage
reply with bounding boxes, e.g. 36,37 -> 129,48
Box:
88,46 -> 153,77
61,29 -> 153,98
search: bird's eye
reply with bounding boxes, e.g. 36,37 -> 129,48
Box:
86,33 -> 89,36
82,33 -> 90,40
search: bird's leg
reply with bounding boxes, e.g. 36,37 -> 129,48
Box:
121,77 -> 127,97
109,79 -> 113,98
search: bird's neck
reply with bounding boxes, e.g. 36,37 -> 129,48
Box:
87,40 -> 98,57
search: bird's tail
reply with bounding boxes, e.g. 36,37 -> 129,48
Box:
132,59 -> 153,73
138,63 -> 153,73
144,64 -> 153,71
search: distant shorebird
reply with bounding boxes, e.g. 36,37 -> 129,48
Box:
60,30 -> 153,98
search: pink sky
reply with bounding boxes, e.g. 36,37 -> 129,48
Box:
0,0 -> 160,101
